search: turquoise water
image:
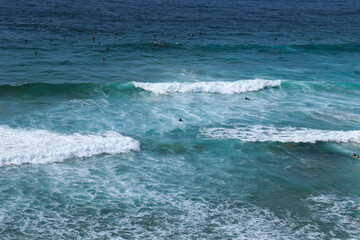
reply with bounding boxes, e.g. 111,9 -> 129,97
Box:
1,0 -> 360,239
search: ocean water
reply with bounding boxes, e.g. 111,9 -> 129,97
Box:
1,0 -> 360,239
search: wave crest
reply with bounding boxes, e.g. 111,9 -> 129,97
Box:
132,79 -> 281,94
200,126 -> 360,143
0,126 -> 140,166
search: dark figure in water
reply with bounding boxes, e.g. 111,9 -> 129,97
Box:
179,118 -> 183,122
199,31 -> 202,36
102,57 -> 105,62
50,38 -> 53,42
154,34 -> 156,38
190,34 -> 194,37
309,38 -> 312,41
94,31 -> 97,35
93,37 -> 95,41
352,153 -> 360,158
106,47 -> 110,51
174,35 -> 176,39
274,37 -> 277,41
115,32 -> 118,37
34,51 -> 38,55
25,38 -> 28,44
245,97 -> 251,100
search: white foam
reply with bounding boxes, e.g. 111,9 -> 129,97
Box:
200,125 -> 360,143
132,79 -> 281,94
0,126 -> 140,166
307,194 -> 360,237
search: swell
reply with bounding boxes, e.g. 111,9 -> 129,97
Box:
0,80 -> 281,97
0,80 -> 359,98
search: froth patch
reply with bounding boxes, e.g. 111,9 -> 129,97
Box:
0,126 -> 140,166
307,194 -> 360,237
132,79 -> 281,94
200,126 -> 360,143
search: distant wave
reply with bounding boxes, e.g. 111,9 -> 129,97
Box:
133,79 -> 282,94
0,126 -> 140,166
200,125 -> 360,143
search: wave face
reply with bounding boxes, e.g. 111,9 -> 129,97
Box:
200,126 -> 360,143
0,126 -> 140,166
132,79 -> 282,94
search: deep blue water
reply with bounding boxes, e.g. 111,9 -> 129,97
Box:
1,0 -> 360,239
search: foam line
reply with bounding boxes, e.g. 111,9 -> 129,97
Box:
200,125 -> 360,143
0,126 -> 140,166
132,79 -> 281,94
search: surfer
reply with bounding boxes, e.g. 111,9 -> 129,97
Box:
352,153 -> 360,158
245,97 -> 251,100
190,34 -> 194,37
98,40 -> 101,44
34,51 -> 37,55
179,118 -> 183,122
93,37 -> 95,41
115,32 -> 118,36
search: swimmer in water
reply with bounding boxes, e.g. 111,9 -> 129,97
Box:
50,38 -> 53,42
245,97 -> 251,100
98,40 -> 101,44
93,37 -> 95,41
34,51 -> 38,55
115,32 -> 118,36
190,34 -> 194,37
102,57 -> 105,62
199,31 -> 202,36
179,118 -> 183,122
154,34 -> 156,38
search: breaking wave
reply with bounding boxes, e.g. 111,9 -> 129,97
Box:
0,126 -> 140,166
132,79 -> 282,94
200,125 -> 360,143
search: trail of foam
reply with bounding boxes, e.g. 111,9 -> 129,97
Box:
132,79 -> 281,94
200,125 -> 360,143
0,126 -> 140,166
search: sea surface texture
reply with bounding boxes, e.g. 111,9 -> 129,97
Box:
1,0 -> 360,239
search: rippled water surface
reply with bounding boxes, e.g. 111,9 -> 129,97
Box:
1,0 -> 360,239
